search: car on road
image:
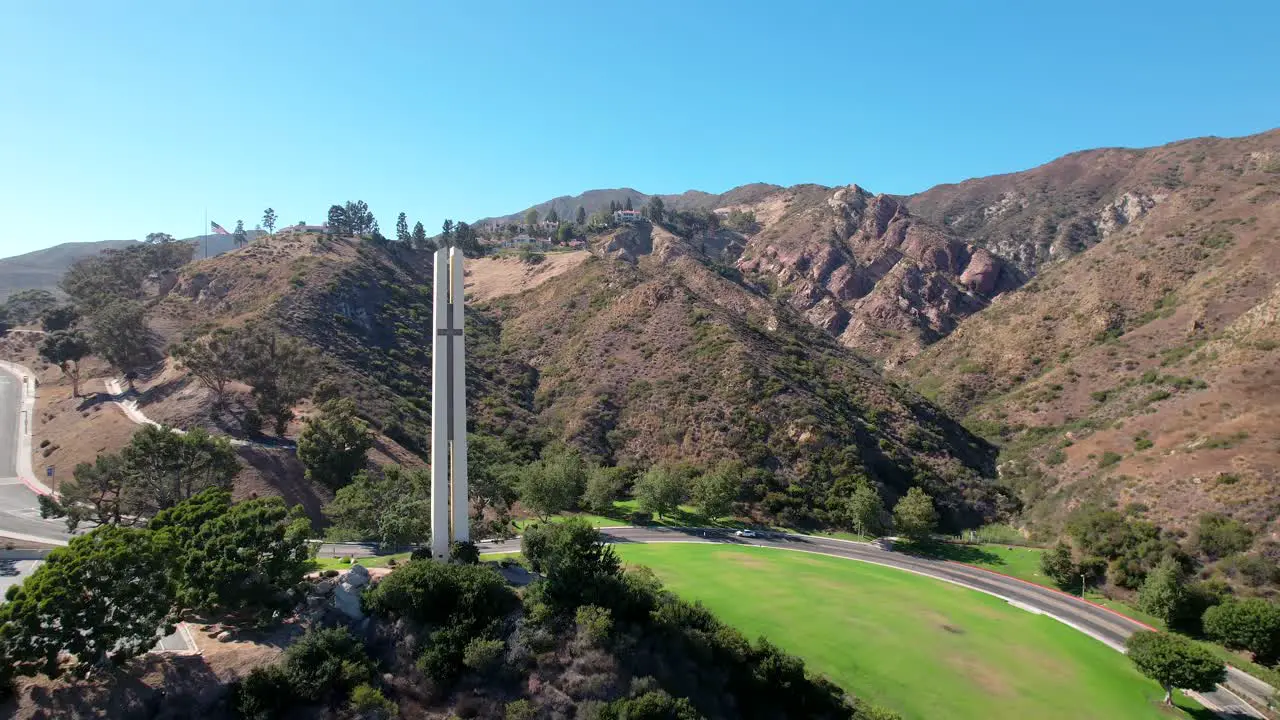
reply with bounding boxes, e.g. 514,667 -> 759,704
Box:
734,529 -> 760,538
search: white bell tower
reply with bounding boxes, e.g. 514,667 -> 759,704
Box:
430,246 -> 468,559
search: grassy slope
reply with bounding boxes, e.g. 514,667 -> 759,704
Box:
615,543 -> 1203,720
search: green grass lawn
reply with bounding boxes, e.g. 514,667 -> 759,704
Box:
308,551 -> 413,572
904,541 -> 1053,588
614,543 -> 1205,720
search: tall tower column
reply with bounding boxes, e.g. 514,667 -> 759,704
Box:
449,247 -> 469,542
429,247 -> 451,560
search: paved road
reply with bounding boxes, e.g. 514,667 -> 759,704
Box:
0,364 -> 73,545
320,527 -> 1271,717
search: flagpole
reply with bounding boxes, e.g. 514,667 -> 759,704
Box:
204,208 -> 208,259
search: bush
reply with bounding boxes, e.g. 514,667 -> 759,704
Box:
451,540 -> 480,565
462,637 -> 505,673
233,664 -> 292,720
521,518 -> 622,610
1040,543 -> 1078,589
597,690 -> 700,720
575,604 -> 614,645
1203,598 -> 1280,665
1193,513 -> 1253,560
364,560 -> 516,631
282,627 -> 375,702
349,683 -> 398,719
1138,558 -> 1189,626
506,699 -> 536,720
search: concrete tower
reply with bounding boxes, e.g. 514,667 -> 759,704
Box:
430,246 -> 468,559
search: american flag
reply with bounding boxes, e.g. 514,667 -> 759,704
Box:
210,221 -> 230,235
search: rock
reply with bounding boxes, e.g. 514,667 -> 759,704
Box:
215,630 -> 234,643
306,595 -> 326,609
343,564 -> 370,588
313,578 -> 336,595
959,249 -> 1002,295
332,583 -> 364,620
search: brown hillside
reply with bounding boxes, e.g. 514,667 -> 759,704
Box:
902,129 -> 1280,535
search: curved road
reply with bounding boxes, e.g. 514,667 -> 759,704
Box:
322,527 -> 1273,718
0,362 -> 73,545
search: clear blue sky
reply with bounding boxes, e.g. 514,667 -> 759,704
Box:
3,1 -> 1277,256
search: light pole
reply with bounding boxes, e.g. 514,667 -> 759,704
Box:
1081,573 -> 1086,598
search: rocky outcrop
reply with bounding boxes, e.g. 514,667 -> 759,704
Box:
1095,191 -> 1161,238
738,185 -> 1017,364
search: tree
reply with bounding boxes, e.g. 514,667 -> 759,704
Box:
119,425 -> 241,517
846,479 -> 886,537
892,487 -> 937,541
145,232 -> 175,244
153,488 -> 311,616
234,326 -> 315,435
634,465 -> 685,519
546,207 -> 559,224
518,449 -> 586,519
583,466 -> 627,514
297,398 -> 373,491
395,212 -> 410,242
39,329 -> 92,396
326,465 -> 432,549
2,289 -> 57,324
576,205 -> 587,225
411,221 -> 429,250
61,242 -> 193,306
233,220 -> 248,247
170,328 -> 239,405
556,223 -> 575,245
524,208 -> 539,229
521,518 -> 621,608
41,453 -> 129,531
0,525 -> 175,684
40,304 -> 79,331
692,462 -> 739,520
1203,598 -> 1280,665
1138,557 -> 1190,626
326,205 -> 348,235
643,196 -> 665,224
1125,631 -> 1225,705
1041,542 -> 1080,589
454,221 -> 483,257
262,208 -> 277,235
1193,513 -> 1253,561
624,196 -> 633,211
88,300 -> 152,379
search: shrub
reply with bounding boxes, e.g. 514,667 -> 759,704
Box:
462,637 -> 506,673
1203,598 -> 1280,665
349,683 -> 398,719
1138,558 -> 1189,626
506,699 -> 536,720
1040,543 -> 1078,588
575,604 -> 614,645
233,664 -> 292,720
451,540 -> 480,565
1045,449 -> 1067,466
282,627 -> 375,702
1098,451 -> 1123,468
1193,513 -> 1253,560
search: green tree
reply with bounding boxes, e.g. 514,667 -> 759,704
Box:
234,327 -> 315,435
326,205 -> 348,235
39,329 -> 92,396
297,398 -> 373,490
262,208 -> 277,235
1138,557 -> 1190,626
1202,598 -> 1280,665
582,465 -> 627,514
555,222 -> 575,245
846,479 -> 886,537
518,449 -> 586,519
598,691 -> 700,720
892,487 -> 937,541
1125,631 -> 1226,706
624,196 -> 633,211
546,207 -> 559,224
233,219 -> 248,247
2,289 -> 57,324
524,208 -> 539,229
692,462 -> 739,520
643,196 -> 663,223
575,205 -> 587,225
395,212 -> 410,242
88,300 -> 152,380
1193,513 -> 1253,560
61,242 -> 193,305
40,304 -> 79,331
170,328 -> 239,405
41,453 -> 129,531
326,465 -> 432,549
411,221 -> 429,250
634,464 -> 685,519
153,488 -> 311,616
521,518 -> 621,609
120,425 -> 240,516
0,525 -> 175,684
1041,542 -> 1080,589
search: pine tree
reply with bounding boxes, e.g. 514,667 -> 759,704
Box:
411,221 -> 429,250
576,206 -> 587,225
262,208 -> 277,235
395,212 -> 410,242
624,196 -> 633,211
233,220 -> 247,247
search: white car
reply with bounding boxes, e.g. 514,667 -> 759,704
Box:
735,529 -> 760,538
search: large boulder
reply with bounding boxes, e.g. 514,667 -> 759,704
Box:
332,582 -> 364,620
342,564 -> 370,589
